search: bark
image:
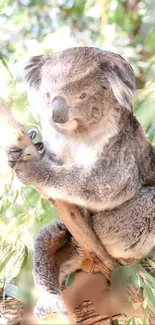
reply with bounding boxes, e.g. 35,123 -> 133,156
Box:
0,97 -> 154,324
0,296 -> 23,325
72,300 -> 123,325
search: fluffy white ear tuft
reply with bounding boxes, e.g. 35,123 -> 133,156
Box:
109,74 -> 134,111
100,52 -> 135,111
17,55 -> 45,88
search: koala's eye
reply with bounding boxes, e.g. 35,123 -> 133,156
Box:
79,93 -> 86,99
45,92 -> 50,98
102,85 -> 108,90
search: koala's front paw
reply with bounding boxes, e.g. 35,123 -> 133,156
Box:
34,292 -> 68,320
6,146 -> 25,168
6,128 -> 44,170
6,127 -> 44,168
5,143 -> 44,186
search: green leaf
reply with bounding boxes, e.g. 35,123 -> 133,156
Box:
143,283 -> 155,314
146,259 -> 155,268
15,245 -> 28,285
0,246 -> 12,261
4,284 -> 25,303
113,320 -> 120,325
0,250 -> 16,273
65,271 -> 76,287
143,306 -> 150,325
132,271 -> 144,289
111,263 -> 141,290
139,265 -> 155,289
11,190 -> 19,206
0,54 -> 13,79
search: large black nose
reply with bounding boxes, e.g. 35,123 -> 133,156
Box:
51,97 -> 69,123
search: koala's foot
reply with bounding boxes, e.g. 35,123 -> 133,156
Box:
34,292 -> 68,320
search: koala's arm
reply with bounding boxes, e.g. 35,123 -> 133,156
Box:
8,147 -> 140,210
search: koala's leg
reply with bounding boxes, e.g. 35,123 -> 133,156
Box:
92,187 -> 155,260
33,219 -> 83,319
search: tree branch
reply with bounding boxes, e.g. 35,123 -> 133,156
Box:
0,97 -> 155,324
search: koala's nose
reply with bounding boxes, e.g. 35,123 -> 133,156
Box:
51,97 -> 69,124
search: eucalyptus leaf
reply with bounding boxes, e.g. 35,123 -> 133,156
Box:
146,259 -> 155,268
11,190 -> 19,206
131,271 -> 144,289
15,245 -> 28,285
65,271 -> 76,287
0,54 -> 13,79
143,284 -> 155,314
0,250 -> 16,273
111,263 -> 141,290
139,265 -> 155,289
113,319 -> 120,325
4,284 -> 26,303
143,307 -> 150,325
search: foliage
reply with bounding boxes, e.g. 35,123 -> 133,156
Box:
0,0 -> 155,323
111,262 -> 155,315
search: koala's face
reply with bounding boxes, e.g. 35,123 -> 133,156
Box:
21,47 -> 135,133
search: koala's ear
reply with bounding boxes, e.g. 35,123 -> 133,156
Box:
18,55 -> 45,88
100,53 -> 135,111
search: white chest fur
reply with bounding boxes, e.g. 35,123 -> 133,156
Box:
44,128 -> 98,165
42,113 -> 119,166
42,120 -> 107,165
73,142 -> 97,164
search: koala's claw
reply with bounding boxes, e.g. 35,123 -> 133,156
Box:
34,292 -> 67,320
28,129 -> 37,140
6,146 -> 23,168
28,129 -> 44,154
35,141 -> 44,154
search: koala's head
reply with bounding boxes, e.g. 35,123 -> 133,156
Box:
21,47 -> 135,133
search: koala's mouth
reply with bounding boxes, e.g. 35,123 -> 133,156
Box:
55,119 -> 77,130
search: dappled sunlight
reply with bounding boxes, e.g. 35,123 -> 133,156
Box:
0,0 -> 155,324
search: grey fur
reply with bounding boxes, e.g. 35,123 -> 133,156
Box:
7,47 -> 155,318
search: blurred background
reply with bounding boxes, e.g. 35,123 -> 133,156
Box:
0,0 -> 155,322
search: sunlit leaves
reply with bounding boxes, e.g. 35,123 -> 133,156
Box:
111,263 -> 155,316
65,271 -> 76,287
0,249 -> 16,274
3,284 -> 26,304
0,53 -> 13,79
0,1 -> 155,324
111,263 -> 143,291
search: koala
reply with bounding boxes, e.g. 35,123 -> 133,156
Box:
6,47 -> 155,319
